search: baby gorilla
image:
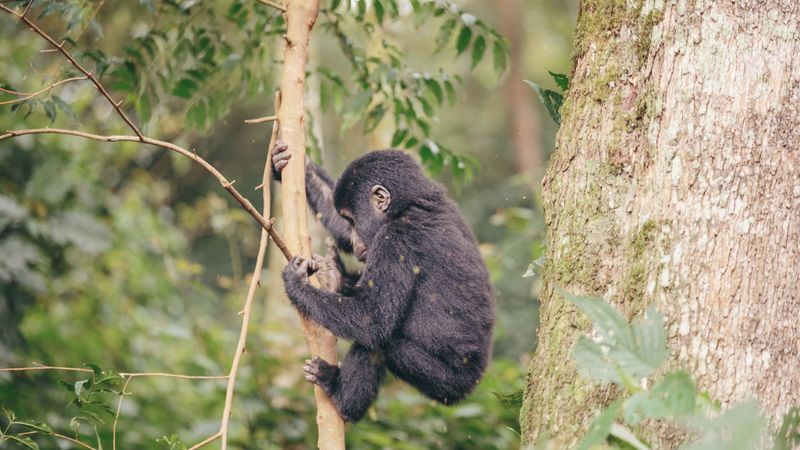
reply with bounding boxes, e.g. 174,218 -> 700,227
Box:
273,142 -> 494,423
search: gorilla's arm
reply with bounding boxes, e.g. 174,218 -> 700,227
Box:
272,141 -> 353,253
304,161 -> 354,253
282,250 -> 414,350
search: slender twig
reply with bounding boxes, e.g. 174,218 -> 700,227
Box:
0,364 -> 228,379
16,431 -> 97,450
112,376 -> 133,450
0,76 -> 87,105
0,128 -> 293,260
219,91 -> 280,450
187,432 -> 221,450
0,3 -> 143,139
122,372 -> 227,379
255,0 -> 286,12
243,114 -> 277,124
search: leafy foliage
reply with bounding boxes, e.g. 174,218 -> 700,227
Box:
2,0 -> 508,179
565,291 -> 667,387
525,71 -> 568,126
535,292 -> 800,450
317,0 -> 508,178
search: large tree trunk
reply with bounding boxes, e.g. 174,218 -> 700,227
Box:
520,1 -> 800,448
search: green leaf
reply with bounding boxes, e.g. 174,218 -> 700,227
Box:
579,399 -> 622,450
364,104 -> 386,132
109,62 -> 136,92
424,79 -> 444,105
493,39 -> 507,75
74,379 -> 89,399
549,71 -> 570,91
624,371 -> 696,424
572,336 -> 621,384
331,0 -> 341,10
7,435 -> 40,450
564,292 -> 668,385
172,78 -> 199,99
609,424 -> 651,450
136,92 -> 152,123
44,100 -> 56,123
493,390 -> 524,413
419,141 -> 444,174
16,419 -> 54,434
773,406 -> 800,450
417,96 -> 434,117
456,25 -> 472,55
629,305 -> 669,374
84,363 -> 102,376
374,0 -> 384,22
525,80 -> 563,125
443,79 -> 456,105
435,18 -> 457,52
187,101 -> 207,129
470,35 -> 486,68
564,292 -> 634,349
390,128 -> 408,147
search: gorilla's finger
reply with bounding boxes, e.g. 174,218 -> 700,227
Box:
273,149 -> 291,161
290,256 -> 305,270
298,258 -> 311,274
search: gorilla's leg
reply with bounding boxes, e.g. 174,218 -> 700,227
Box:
385,339 -> 477,405
304,343 -> 385,422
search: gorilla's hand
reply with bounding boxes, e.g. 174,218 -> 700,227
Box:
283,256 -> 320,285
272,140 -> 291,177
313,239 -> 343,292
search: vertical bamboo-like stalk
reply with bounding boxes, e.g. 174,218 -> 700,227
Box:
277,0 -> 346,448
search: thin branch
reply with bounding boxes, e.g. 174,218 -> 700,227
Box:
219,91 -> 280,450
0,364 -> 228,380
0,3 -> 143,139
255,0 -> 286,12
0,128 -> 293,260
112,376 -> 133,450
17,431 -> 97,450
243,114 -> 277,124
0,76 -> 87,105
187,432 -> 221,450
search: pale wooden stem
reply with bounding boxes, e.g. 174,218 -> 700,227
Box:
278,1 -> 345,448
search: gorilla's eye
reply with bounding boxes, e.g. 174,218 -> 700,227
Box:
340,210 -> 355,226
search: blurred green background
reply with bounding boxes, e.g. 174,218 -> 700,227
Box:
0,0 -> 576,448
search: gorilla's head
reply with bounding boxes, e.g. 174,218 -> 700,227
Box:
333,150 -> 438,260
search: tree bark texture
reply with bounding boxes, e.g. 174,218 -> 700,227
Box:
521,0 -> 800,448
277,0 -> 346,448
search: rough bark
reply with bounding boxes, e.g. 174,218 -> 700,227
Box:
521,0 -> 800,448
278,1 -> 346,448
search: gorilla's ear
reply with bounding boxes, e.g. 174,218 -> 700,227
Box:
370,185 -> 391,213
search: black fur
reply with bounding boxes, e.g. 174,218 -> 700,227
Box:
275,144 -> 494,423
